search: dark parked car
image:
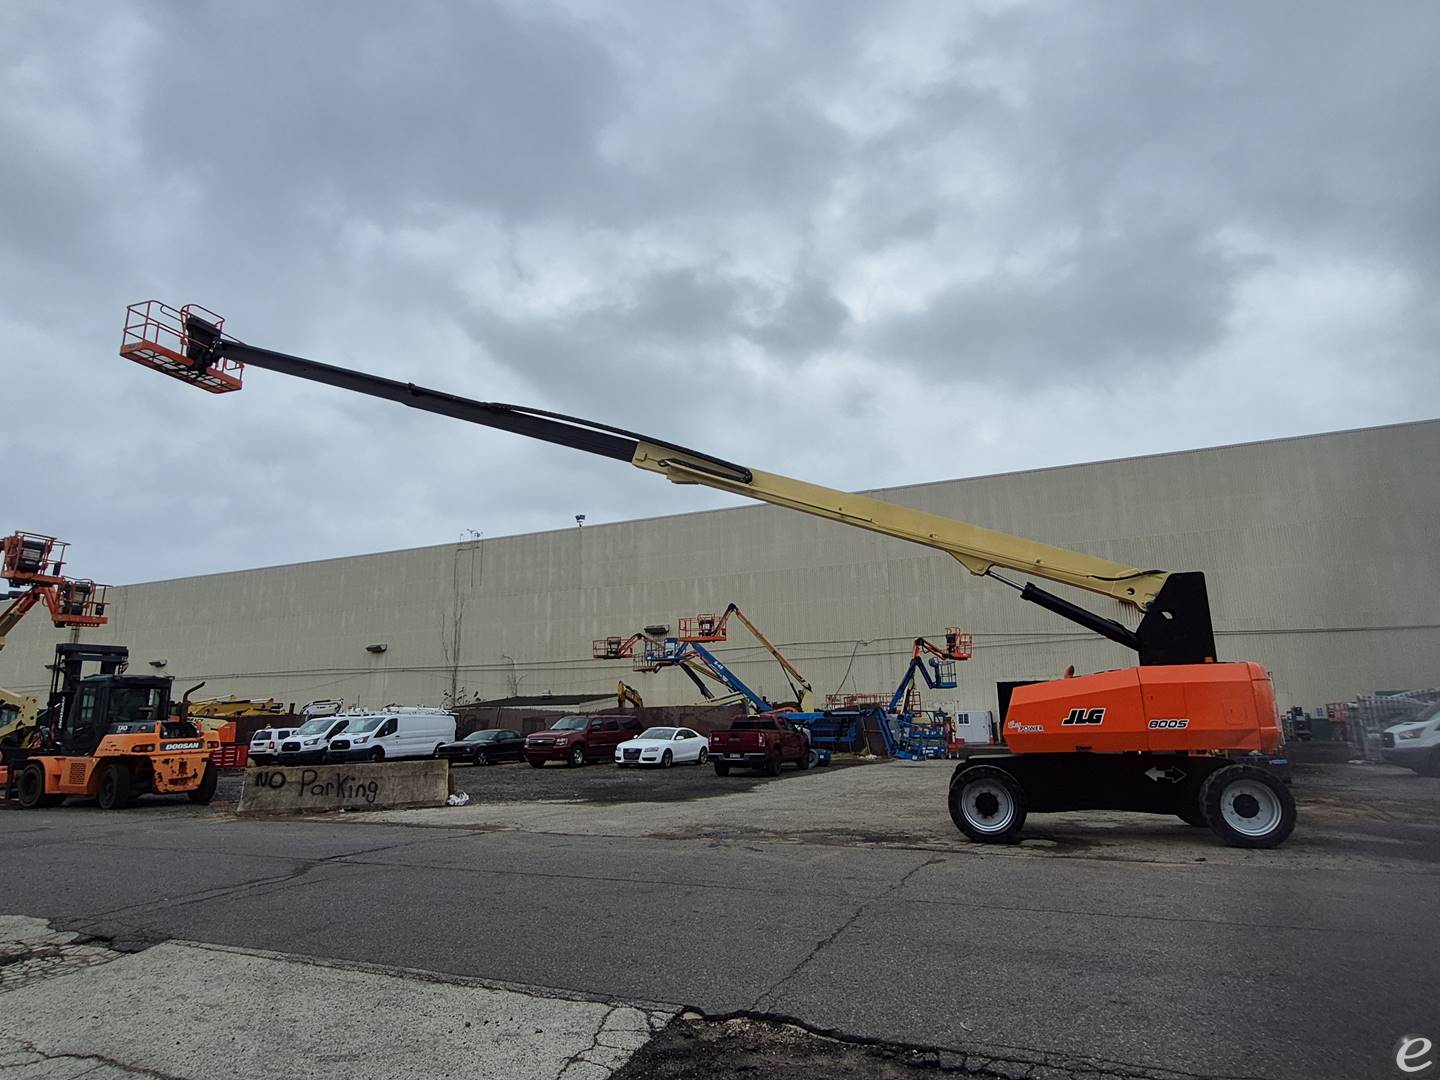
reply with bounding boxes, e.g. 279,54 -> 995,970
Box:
439,728 -> 525,766
525,714 -> 643,767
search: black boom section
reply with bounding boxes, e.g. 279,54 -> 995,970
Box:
181,313 -> 752,478
1016,572 -> 1217,666
1018,582 -> 1141,653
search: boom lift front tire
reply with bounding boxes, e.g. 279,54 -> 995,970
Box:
188,763 -> 218,805
1201,764 -> 1295,848
98,762 -> 133,810
949,764 -> 1027,844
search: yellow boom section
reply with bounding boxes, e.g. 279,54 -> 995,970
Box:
630,442 -> 1169,613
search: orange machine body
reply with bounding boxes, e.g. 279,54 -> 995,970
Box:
1003,662 -> 1281,756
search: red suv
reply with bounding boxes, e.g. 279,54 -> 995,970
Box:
525,714 -> 642,767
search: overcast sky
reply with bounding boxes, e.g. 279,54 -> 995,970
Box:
4,1 -> 1437,585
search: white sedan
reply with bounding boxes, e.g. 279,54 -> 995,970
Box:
614,727 -> 709,768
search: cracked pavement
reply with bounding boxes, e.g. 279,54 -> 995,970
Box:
0,916 -> 670,1080
0,761 -> 1435,1079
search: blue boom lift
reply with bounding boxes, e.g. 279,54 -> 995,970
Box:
885,627 -> 974,759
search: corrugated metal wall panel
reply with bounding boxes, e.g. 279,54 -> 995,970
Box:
2,420 -> 1436,714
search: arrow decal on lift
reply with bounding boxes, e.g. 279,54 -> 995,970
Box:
1144,766 -> 1186,783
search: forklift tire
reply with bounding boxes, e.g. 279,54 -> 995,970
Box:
188,764 -> 218,805
16,764 -> 47,809
98,762 -> 133,811
713,761 -> 731,776
1201,765 -> 1296,849
948,764 -> 1027,844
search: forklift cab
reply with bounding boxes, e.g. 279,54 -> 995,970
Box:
56,675 -> 175,756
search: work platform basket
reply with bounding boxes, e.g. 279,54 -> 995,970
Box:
120,301 -> 243,393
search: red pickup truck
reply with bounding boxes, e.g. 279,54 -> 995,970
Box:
709,713 -> 813,776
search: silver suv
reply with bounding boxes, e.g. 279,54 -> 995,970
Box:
248,726 -> 298,765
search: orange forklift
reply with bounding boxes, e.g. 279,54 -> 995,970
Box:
0,643 -> 220,809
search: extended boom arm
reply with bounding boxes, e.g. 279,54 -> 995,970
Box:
119,303 -> 1217,665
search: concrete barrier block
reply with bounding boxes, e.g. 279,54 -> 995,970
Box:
238,759 -> 448,815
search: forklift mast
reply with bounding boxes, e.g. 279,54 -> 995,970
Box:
40,643 -> 133,751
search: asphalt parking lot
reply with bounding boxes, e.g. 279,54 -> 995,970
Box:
5,758 -> 1438,1079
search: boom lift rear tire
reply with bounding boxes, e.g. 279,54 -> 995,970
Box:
188,763 -> 218,805
949,764 -> 1027,844
98,762 -> 133,810
1201,764 -> 1295,848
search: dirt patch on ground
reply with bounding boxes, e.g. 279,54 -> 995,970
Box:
611,1013 -> 1187,1080
611,1014 -> 995,1080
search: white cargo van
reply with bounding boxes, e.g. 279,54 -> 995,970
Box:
324,708 -> 455,763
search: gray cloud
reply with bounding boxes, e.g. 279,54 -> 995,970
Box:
1,0 -> 1437,585
872,227 -> 1250,382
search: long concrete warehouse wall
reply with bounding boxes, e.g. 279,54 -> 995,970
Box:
3,420 -> 1437,716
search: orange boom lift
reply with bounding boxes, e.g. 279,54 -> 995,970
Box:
1,531 -> 110,654
112,302 -> 1295,847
